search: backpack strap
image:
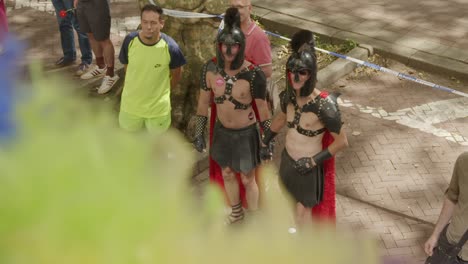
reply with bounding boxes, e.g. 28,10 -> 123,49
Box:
444,225 -> 468,256
455,227 -> 468,249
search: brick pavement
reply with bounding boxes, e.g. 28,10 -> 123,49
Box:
329,60 -> 468,262
252,0 -> 468,80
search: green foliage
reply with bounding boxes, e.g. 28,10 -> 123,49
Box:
342,39 -> 358,53
312,35 -> 360,67
0,64 -> 378,264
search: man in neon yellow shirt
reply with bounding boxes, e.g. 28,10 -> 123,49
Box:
118,4 -> 186,133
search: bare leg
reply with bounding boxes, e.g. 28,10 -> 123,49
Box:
100,39 -> 114,67
240,169 -> 259,210
86,33 -> 107,71
87,33 -> 102,58
99,39 -> 115,76
295,202 -> 311,227
222,167 -> 243,223
222,167 -> 240,205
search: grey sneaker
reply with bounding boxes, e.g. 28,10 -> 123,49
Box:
55,57 -> 76,67
76,63 -> 90,76
97,74 -> 120,94
81,65 -> 106,80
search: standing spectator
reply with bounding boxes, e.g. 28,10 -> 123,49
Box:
118,4 -> 186,133
230,0 -> 274,109
424,152 -> 468,263
52,0 -> 92,76
75,0 -> 119,94
230,0 -> 271,79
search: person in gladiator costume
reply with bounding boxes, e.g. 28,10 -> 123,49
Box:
261,30 -> 348,226
192,7 -> 273,224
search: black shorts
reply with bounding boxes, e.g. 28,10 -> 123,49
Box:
76,0 -> 111,41
279,149 -> 324,207
210,121 -> 261,174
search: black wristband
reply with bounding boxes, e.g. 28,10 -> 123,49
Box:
312,149 -> 333,165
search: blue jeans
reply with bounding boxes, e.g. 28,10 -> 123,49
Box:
52,0 -> 92,64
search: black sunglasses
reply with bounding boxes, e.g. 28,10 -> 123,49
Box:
291,69 -> 310,76
296,69 -> 310,76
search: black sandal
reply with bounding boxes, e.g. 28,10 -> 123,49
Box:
225,203 -> 244,225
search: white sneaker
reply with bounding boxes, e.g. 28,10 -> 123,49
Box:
97,75 -> 120,94
80,65 -> 106,80
75,63 -> 90,76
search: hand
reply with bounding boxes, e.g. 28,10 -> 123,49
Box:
73,0 -> 78,8
260,144 -> 272,161
192,135 -> 206,153
424,235 -> 438,256
260,138 -> 275,161
293,157 -> 315,175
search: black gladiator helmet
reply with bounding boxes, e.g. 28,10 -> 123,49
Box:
216,7 -> 245,70
286,30 -> 317,97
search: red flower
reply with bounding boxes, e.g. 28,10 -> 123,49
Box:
320,91 -> 329,98
59,10 -> 67,18
58,8 -> 74,18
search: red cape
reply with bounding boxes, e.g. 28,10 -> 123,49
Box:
311,129 -> 336,221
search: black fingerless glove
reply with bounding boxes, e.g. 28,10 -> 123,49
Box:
192,115 -> 207,153
260,119 -> 277,160
260,144 -> 273,160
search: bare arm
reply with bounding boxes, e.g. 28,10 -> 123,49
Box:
196,89 -> 211,117
254,98 -> 271,123
424,198 -> 456,255
270,111 -> 287,133
114,64 -> 127,97
328,128 -> 349,156
170,67 -> 183,89
432,198 -> 456,238
260,64 -> 273,79
73,0 -> 78,8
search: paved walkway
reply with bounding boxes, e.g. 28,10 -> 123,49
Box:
328,59 -> 468,262
252,0 -> 468,80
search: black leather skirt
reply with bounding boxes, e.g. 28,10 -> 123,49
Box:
210,121 -> 261,174
279,149 -> 324,207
